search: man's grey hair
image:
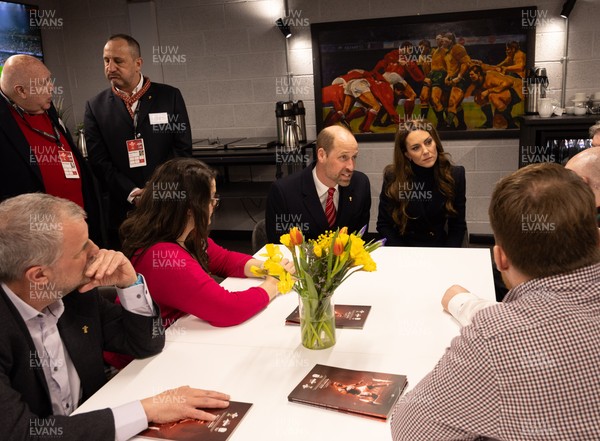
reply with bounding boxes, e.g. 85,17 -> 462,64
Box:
589,121 -> 600,138
0,194 -> 86,282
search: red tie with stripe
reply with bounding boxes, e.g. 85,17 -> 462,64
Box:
325,187 -> 336,228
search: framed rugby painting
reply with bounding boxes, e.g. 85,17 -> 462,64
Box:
311,6 -> 537,140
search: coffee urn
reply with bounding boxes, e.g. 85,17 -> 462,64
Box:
293,100 -> 307,143
275,101 -> 287,146
77,128 -> 88,158
525,67 -> 549,114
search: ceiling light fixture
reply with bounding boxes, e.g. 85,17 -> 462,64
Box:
560,0 -> 577,18
276,18 -> 292,38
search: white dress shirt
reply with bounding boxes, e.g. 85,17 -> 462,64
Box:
312,166 -> 339,211
447,291 -> 496,326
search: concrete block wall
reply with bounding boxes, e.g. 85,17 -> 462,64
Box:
35,0 -> 600,233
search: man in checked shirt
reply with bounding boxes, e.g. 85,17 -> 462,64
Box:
391,162 -> 600,440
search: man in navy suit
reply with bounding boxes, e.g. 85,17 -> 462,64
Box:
84,34 -> 192,248
266,125 -> 371,242
0,194 -> 229,441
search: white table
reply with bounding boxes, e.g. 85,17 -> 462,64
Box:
75,247 -> 496,440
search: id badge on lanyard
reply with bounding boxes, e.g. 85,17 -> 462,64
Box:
12,104 -> 81,180
58,151 -> 80,179
126,105 -> 147,168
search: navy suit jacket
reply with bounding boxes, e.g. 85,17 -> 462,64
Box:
265,163 -> 371,242
84,82 -> 192,226
0,285 -> 164,441
0,98 -> 106,246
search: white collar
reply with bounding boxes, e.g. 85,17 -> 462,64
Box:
115,72 -> 144,96
312,166 -> 338,197
2,282 -> 65,323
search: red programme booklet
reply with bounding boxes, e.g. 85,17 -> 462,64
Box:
138,401 -> 252,441
285,305 -> 372,329
288,364 -> 407,420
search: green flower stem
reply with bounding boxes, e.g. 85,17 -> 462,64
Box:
299,295 -> 336,350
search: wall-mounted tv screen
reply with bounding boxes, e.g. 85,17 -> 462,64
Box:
0,1 -> 43,75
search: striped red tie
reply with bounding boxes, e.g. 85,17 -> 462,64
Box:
325,187 -> 336,228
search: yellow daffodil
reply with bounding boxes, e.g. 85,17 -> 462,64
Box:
349,235 -> 366,259
354,250 -> 377,271
277,271 -> 295,294
260,243 -> 283,262
263,260 -> 285,277
250,265 -> 266,278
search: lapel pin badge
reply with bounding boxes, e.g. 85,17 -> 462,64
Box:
349,196 -> 353,202
82,325 -> 89,334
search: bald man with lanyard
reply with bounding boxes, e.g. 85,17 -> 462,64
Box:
0,54 -> 105,246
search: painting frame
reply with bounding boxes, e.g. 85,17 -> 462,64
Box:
311,6 -> 537,141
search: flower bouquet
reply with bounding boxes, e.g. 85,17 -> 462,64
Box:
254,225 -> 384,350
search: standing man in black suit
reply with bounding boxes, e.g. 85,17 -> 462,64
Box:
0,193 -> 230,441
0,54 -> 105,246
266,125 -> 371,242
85,34 -> 192,248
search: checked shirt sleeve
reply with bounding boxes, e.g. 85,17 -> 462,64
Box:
391,325 -> 501,440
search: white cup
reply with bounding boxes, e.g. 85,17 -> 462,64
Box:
565,106 -> 575,115
538,98 -> 554,117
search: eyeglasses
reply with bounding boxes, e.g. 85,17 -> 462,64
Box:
211,194 -> 220,208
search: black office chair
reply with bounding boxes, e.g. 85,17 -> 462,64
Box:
252,219 -> 268,253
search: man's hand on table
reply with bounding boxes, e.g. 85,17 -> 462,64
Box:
441,284 -> 470,312
141,386 -> 230,423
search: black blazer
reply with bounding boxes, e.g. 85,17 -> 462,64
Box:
0,286 -> 164,441
377,165 -> 467,247
265,163 -> 371,242
0,99 -> 106,246
84,82 -> 192,225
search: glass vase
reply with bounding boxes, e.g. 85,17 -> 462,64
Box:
298,294 -> 336,350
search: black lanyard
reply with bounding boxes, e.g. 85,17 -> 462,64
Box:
1,91 -> 64,149
133,104 -> 141,139
13,105 -> 64,148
